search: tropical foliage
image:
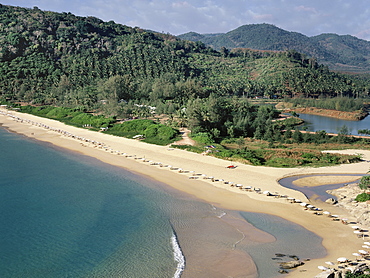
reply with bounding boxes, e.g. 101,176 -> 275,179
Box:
285,97 -> 365,112
104,119 -> 179,145
1,5 -> 370,164
178,23 -> 370,72
0,4 -> 369,111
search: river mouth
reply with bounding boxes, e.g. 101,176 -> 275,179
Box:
278,174 -> 363,201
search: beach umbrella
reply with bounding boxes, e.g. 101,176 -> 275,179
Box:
300,202 -> 308,207
358,250 -> 368,255
337,257 -> 348,263
236,184 -> 243,187
345,266 -> 355,272
325,261 -> 335,266
323,211 -> 331,216
263,190 -> 270,195
294,199 -> 301,203
307,205 -> 315,209
352,225 -> 360,230
353,252 -> 361,258
362,245 -> 370,249
331,215 -> 339,218
364,242 -> 370,245
318,266 -> 328,271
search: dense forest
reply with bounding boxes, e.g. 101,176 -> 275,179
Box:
1,5 -> 370,167
178,23 -> 370,72
1,4 -> 370,110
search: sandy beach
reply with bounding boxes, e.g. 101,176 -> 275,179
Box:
1,108 -> 370,277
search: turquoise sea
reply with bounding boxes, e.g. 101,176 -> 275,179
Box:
0,126 -> 326,278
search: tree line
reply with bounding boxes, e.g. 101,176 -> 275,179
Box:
0,4 -> 370,111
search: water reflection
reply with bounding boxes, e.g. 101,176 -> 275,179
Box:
296,113 -> 370,136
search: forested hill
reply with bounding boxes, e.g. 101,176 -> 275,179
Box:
178,23 -> 370,73
0,4 -> 369,110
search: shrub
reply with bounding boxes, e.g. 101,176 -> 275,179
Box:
45,107 -> 71,118
355,193 -> 370,202
191,132 -> 214,145
105,119 -> 179,145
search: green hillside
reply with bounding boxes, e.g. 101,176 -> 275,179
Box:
1,5 -> 370,162
1,5 -> 369,107
178,23 -> 370,73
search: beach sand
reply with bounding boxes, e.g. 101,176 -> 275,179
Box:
2,108 -> 370,277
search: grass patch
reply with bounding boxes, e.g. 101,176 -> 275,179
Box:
105,119 -> 179,146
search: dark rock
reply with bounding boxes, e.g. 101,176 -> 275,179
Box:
325,198 -> 337,205
278,269 -> 288,274
289,255 -> 299,261
279,260 -> 304,269
275,253 -> 286,257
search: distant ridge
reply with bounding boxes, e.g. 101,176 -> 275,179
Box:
178,23 -> 370,72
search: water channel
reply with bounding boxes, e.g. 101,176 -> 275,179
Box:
278,174 -> 363,201
279,112 -> 368,200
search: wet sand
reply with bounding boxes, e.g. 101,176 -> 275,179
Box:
1,108 -> 370,277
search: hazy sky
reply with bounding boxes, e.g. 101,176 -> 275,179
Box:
2,0 -> 370,40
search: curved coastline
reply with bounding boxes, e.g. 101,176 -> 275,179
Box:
278,174 -> 363,201
1,108 -> 370,277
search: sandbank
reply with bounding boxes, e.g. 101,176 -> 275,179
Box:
1,108 -> 370,277
293,175 -> 361,187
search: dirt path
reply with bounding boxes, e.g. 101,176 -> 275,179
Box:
173,128 -> 196,146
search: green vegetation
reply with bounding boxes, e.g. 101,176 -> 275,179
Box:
285,97 -> 365,112
104,119 -> 179,145
359,129 -> 370,136
345,272 -> 370,278
1,5 -> 370,166
173,136 -> 362,167
355,192 -> 370,202
19,105 -> 116,129
358,176 -> 370,191
178,23 -> 370,73
17,105 -> 179,145
0,5 -> 369,110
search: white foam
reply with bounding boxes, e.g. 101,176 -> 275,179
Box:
171,233 -> 185,278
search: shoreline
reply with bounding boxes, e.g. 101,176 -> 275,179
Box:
2,108 -> 370,277
276,102 -> 368,121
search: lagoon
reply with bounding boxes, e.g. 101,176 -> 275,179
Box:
297,113 -> 370,136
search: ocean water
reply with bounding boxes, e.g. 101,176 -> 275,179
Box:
0,127 -> 181,278
0,126 -> 326,278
